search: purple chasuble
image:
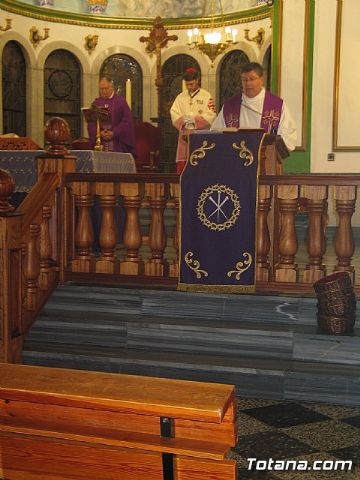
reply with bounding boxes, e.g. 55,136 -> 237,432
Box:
88,95 -> 136,156
223,91 -> 283,133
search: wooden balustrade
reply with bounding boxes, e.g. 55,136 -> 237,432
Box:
63,173 -> 360,295
0,150 -> 75,362
3,163 -> 360,363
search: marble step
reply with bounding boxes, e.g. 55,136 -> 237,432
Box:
25,285 -> 360,365
44,285 -> 321,325
22,284 -> 360,406
22,344 -> 360,407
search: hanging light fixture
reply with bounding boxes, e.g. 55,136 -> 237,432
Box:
187,0 -> 238,67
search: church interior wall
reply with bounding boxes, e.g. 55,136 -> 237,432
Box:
0,2 -> 359,174
311,0 -> 360,174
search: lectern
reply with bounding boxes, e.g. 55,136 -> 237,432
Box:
260,132 -> 289,175
82,104 -> 111,151
179,128 -> 266,293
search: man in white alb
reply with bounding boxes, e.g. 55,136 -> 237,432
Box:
170,68 -> 216,174
211,62 -> 297,151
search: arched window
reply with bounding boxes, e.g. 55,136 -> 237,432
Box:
100,54 -> 142,124
161,54 -> 200,172
44,49 -> 81,142
2,41 -> 26,136
218,50 -> 250,109
263,46 -> 272,90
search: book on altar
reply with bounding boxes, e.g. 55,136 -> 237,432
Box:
81,105 -> 111,124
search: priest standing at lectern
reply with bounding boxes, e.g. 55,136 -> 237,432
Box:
87,76 -> 136,156
170,68 -> 216,174
211,62 -> 297,152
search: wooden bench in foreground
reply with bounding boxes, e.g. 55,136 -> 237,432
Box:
0,363 -> 237,479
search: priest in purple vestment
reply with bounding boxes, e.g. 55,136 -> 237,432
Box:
88,76 -> 136,156
211,62 -> 297,151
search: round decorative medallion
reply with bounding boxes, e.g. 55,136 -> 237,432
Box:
48,70 -> 73,99
197,184 -> 241,231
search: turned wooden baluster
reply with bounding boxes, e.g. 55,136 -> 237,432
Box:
275,185 -> 299,282
256,185 -> 271,281
71,188 -> 94,273
303,186 -> 328,283
169,183 -> 179,278
39,205 -> 53,290
334,185 -> 356,280
25,224 -> 40,311
144,183 -> 167,276
75,194 -> 94,258
96,194 -> 118,272
120,183 -> 143,275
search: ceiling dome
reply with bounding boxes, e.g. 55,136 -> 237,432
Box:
9,0 -> 263,19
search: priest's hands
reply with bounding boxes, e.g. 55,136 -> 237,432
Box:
101,128 -> 114,141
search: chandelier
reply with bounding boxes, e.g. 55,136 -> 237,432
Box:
187,0 -> 238,67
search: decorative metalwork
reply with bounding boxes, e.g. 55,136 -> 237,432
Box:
232,140 -> 254,166
189,140 -> 215,166
227,252 -> 252,280
2,40 -> 26,136
0,18 -> 11,32
244,27 -> 265,49
44,50 -> 81,142
48,70 -> 73,98
218,50 -> 249,110
29,26 -> 50,47
184,252 -> 208,279
197,184 -> 241,232
187,0 -> 238,67
84,34 -> 99,54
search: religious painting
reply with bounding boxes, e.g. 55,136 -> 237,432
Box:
10,0 -> 264,18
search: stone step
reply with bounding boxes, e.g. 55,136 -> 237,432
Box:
23,344 -> 360,406
22,284 -> 360,406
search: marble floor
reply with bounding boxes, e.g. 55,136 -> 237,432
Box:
233,397 -> 360,479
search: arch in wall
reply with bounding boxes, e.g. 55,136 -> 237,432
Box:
2,40 -> 27,136
44,49 -> 82,142
99,54 -> 143,124
262,45 -> 272,90
218,50 -> 250,108
91,46 -> 150,122
0,32 -> 35,136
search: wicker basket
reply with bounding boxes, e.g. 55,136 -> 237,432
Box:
317,313 -> 355,335
313,271 -> 352,295
317,292 -> 356,316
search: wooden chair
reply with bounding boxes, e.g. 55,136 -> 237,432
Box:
134,122 -> 161,172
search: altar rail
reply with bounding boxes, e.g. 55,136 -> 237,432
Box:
1,161 -> 360,363
62,172 -> 360,295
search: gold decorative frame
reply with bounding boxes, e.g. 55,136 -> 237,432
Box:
276,0 -> 310,152
332,0 -> 360,151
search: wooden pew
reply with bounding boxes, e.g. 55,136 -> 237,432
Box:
0,363 -> 237,479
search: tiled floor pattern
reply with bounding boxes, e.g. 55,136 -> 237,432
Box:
232,398 -> 360,479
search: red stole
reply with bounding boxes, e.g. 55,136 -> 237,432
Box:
223,91 -> 283,133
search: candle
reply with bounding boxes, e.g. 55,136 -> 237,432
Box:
187,29 -> 193,44
125,79 -> 132,109
182,80 -> 187,93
